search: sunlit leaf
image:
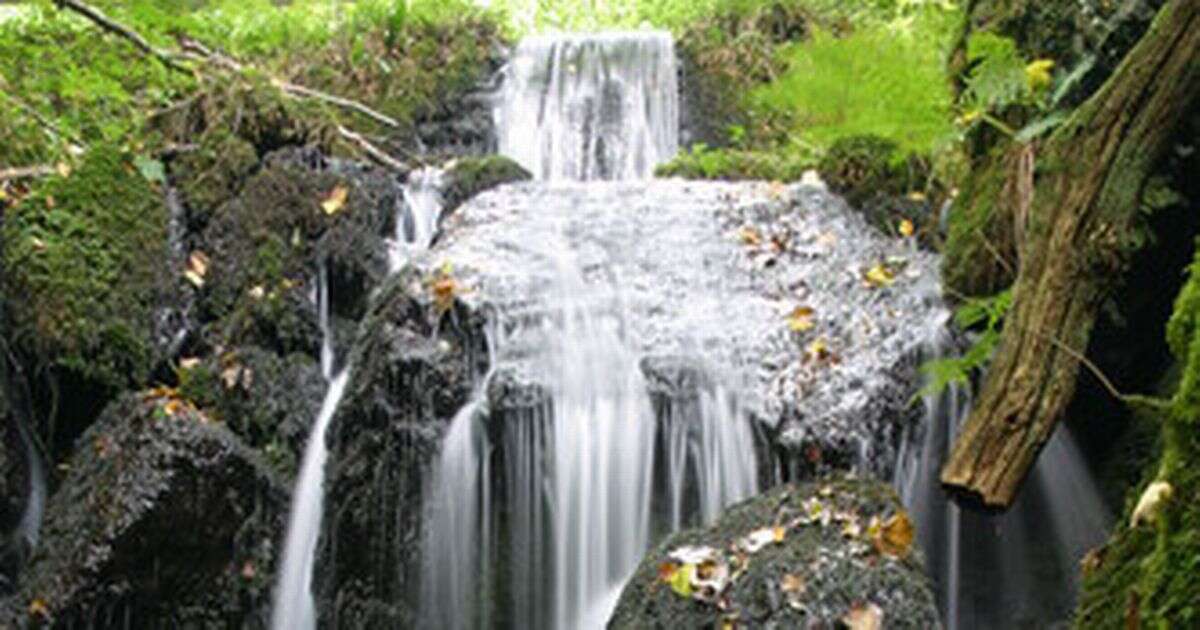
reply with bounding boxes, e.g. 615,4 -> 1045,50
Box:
28,598 -> 49,618
1025,58 -> 1055,91
898,219 -> 915,237
669,563 -> 695,597
843,602 -> 884,630
864,264 -> 895,288
873,510 -> 915,558
738,225 -> 762,246
185,251 -> 210,288
322,185 -> 349,215
787,306 -> 816,332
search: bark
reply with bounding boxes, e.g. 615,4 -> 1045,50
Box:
941,0 -> 1200,508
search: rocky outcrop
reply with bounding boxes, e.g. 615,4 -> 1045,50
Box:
312,269 -> 487,627
0,393 -> 286,628
609,479 -> 941,629
441,156 -> 531,217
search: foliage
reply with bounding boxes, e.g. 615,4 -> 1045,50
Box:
2,143 -> 169,392
1077,248 -> 1200,628
749,13 -> 957,156
655,144 -> 818,181
917,289 -> 1012,398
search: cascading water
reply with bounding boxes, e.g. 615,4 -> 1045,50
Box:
896,325 -> 1114,628
272,171 -> 446,628
493,31 -> 678,181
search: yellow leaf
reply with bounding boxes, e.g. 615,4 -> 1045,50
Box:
30,237 -> 47,252
0,188 -> 7,201
873,510 -> 915,559
773,525 -> 786,543
956,109 -> 982,126
163,399 -> 183,417
432,276 -> 458,313
1025,58 -> 1055,91
864,264 -> 895,288
179,357 -> 201,371
28,597 -> 49,618
767,180 -> 786,199
56,162 -> 71,178
185,251 -> 210,288
322,185 -> 349,215
780,573 -> 805,594
843,602 -> 883,630
806,337 -> 829,361
898,219 -> 915,238
787,306 -> 815,332
669,563 -> 695,597
738,226 -> 762,246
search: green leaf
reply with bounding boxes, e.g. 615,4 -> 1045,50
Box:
134,155 -> 166,184
669,563 -> 695,597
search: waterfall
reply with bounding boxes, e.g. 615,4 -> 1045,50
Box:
270,369 -> 350,630
896,325 -> 1114,629
494,31 -> 679,180
420,238 -> 759,630
272,169 -> 446,628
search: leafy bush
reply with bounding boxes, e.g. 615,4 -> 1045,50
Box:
656,144 -> 817,181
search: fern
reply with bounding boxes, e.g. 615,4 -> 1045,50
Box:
916,289 -> 1012,399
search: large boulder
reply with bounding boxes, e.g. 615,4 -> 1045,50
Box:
609,478 -> 941,629
0,393 -> 286,628
312,269 -> 487,627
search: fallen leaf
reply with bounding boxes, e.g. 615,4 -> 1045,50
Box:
669,546 -> 718,565
898,219 -> 915,238
787,306 -> 816,332
56,162 -> 71,178
185,251 -> 210,288
767,180 -> 787,199
1131,480 -> 1173,528
863,264 -> 895,288
221,365 -> 242,390
432,276 -> 458,313
30,236 -> 47,252
179,357 -> 201,371
780,573 -> 805,594
1025,58 -> 1055,91
873,510 -> 915,559
843,602 -> 884,630
669,563 -> 695,597
241,561 -> 257,580
658,562 -> 679,582
45,195 -> 54,209
806,337 -> 830,361
738,528 -> 782,554
738,225 -> 762,246
163,399 -> 184,417
248,285 -> 266,300
322,185 -> 349,215
773,526 -> 786,543
28,598 -> 49,618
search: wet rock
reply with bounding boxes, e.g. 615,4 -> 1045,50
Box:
0,393 -> 286,628
609,478 -> 941,629
427,180 -> 943,483
312,270 -> 487,627
441,156 -> 532,216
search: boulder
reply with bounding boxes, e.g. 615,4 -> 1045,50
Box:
0,393 -> 286,628
609,478 -> 941,629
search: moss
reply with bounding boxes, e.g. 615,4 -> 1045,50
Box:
442,156 -> 531,213
655,146 -> 816,181
1076,246 -> 1200,628
610,478 -> 940,629
172,130 -> 259,230
941,151 -> 1016,298
2,144 -> 168,393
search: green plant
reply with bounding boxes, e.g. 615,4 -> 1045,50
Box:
917,289 -> 1012,398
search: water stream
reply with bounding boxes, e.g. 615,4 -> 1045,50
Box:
895,327 -> 1114,629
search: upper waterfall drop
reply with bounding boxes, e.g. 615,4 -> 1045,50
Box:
493,31 -> 679,181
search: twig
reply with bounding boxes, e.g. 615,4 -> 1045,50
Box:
53,0 -> 191,74
282,82 -> 401,129
1023,324 -> 1168,411
0,166 -> 56,181
337,126 -> 410,172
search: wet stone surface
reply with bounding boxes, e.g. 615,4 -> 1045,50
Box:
420,178 -> 944,481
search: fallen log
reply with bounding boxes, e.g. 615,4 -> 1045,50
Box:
941,0 -> 1200,508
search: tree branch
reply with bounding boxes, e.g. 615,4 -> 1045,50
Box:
53,0 -> 191,74
0,166 -> 56,181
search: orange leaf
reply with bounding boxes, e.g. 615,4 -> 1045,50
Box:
873,510 -> 915,559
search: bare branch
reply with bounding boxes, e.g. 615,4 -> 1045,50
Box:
53,0 -> 191,74
0,166 -> 56,181
337,126 -> 410,173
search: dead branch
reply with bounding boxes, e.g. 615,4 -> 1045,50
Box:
337,126 -> 410,173
0,166 -> 56,181
53,0 -> 191,74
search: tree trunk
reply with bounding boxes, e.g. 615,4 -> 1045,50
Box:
941,0 -> 1200,508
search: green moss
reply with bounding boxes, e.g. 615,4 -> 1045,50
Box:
442,156 -> 531,213
941,153 -> 1016,298
1076,247 -> 1200,629
2,144 -> 168,392
656,145 -> 816,181
172,130 -> 259,228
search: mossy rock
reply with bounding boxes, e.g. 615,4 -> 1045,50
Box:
2,144 -> 170,396
442,156 -> 531,214
172,131 -> 260,233
609,478 -> 940,629
0,392 -> 285,627
655,147 -> 815,182
199,148 -> 398,351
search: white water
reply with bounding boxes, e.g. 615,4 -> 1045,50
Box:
494,31 -> 679,180
272,167 -> 447,626
895,326 -> 1114,629
270,368 -> 350,630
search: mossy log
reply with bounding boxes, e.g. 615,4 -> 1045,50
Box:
941,0 -> 1200,508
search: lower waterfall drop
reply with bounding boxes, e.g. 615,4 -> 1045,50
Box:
421,235 -> 760,630
896,323 -> 1114,629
